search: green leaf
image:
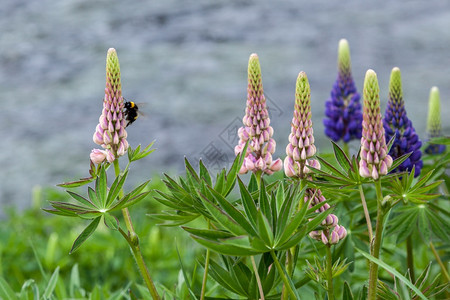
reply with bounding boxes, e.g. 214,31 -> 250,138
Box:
200,194 -> 247,236
238,177 -> 258,228
214,169 -> 226,195
389,152 -> 412,172
342,281 -> 354,300
42,207 -> 78,217
259,180 -> 273,226
418,208 -> 431,242
207,258 -> 247,296
332,141 -> 352,172
356,248 -> 428,300
70,217 -> 101,254
128,141 -> 156,162
0,277 -> 19,300
275,193 -> 308,247
175,245 -> 199,300
182,227 -> 234,240
66,191 -> 96,209
386,135 -> 396,152
19,279 -> 39,300
190,235 -> 260,256
57,177 -> 94,188
69,264 -> 80,298
257,210 -> 274,247
206,185 -> 258,237
103,213 -> 119,231
199,160 -> 212,186
88,187 -> 100,208
48,201 -> 98,216
43,267 -> 60,299
105,170 -> 128,208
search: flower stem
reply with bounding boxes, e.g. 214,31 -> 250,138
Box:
114,160 -> 160,300
200,249 -> 210,300
406,235 -> 415,283
358,185 -> 373,243
270,250 -> 297,299
325,244 -> 335,300
430,241 -> 450,282
368,179 -> 386,300
251,256 -> 265,300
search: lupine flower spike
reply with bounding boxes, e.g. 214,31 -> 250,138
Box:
91,48 -> 129,164
235,53 -> 282,175
324,39 -> 362,143
284,72 -> 346,245
284,72 -> 320,178
383,67 -> 422,177
359,70 -> 393,180
307,189 -> 347,245
425,87 -> 446,154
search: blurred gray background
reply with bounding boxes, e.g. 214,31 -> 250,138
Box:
1,0 -> 449,210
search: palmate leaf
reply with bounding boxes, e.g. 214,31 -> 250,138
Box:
128,141 -> 156,162
356,249 -> 428,300
199,194 -> 248,236
206,258 -> 248,296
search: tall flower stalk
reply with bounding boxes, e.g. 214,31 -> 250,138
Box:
425,87 -> 446,154
383,67 -> 422,177
96,48 -> 159,300
91,49 -> 129,164
285,72 -> 346,300
235,53 -> 282,178
284,72 -> 320,180
324,39 -> 362,154
233,53 -> 283,300
360,69 -> 393,300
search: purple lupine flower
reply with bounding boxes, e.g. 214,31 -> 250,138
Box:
284,72 -> 320,178
235,54 -> 282,175
92,48 -> 129,163
359,70 -> 393,180
323,39 -> 362,143
383,67 -> 422,177
425,87 -> 446,154
306,188 -> 347,245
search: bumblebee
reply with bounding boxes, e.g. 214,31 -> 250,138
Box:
124,101 -> 139,127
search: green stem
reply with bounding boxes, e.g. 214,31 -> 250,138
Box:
114,160 -> 160,300
325,244 -> 335,300
200,249 -> 210,300
368,179 -> 386,300
358,185 -> 373,243
270,250 -> 297,299
406,235 -> 415,283
430,241 -> 450,282
251,256 -> 265,300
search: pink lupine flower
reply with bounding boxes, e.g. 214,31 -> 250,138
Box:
235,54 -> 282,175
359,70 -> 393,180
90,149 -> 107,164
92,48 -> 129,163
305,185 -> 347,245
284,72 -> 320,179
